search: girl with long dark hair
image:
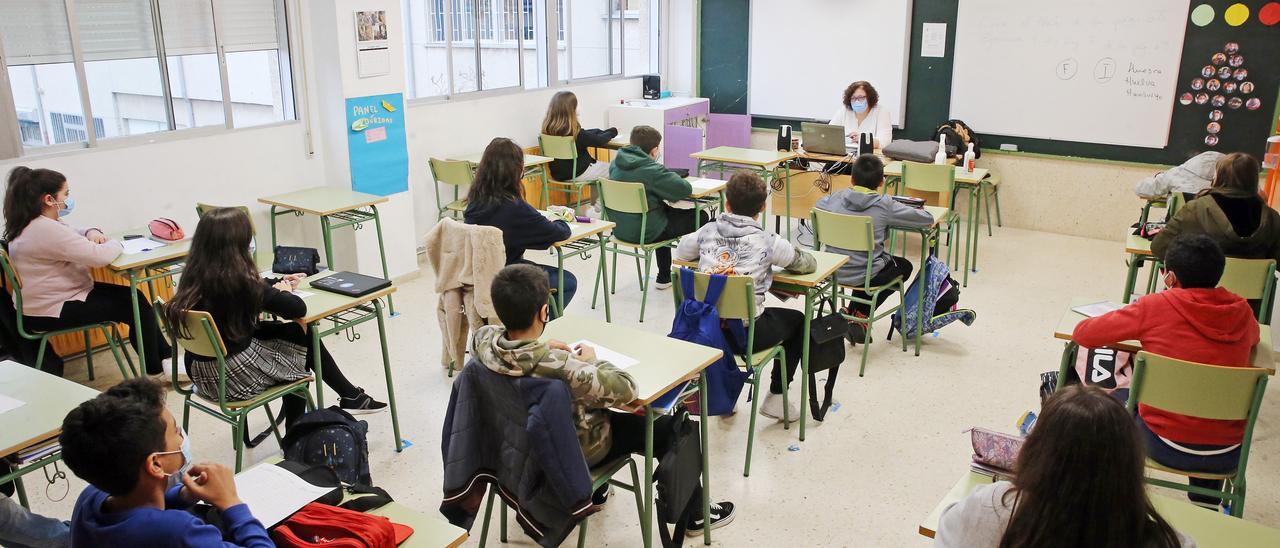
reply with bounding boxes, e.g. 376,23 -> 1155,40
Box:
163,207 -> 384,425
3,166 -> 171,377
464,137 -> 576,314
935,385 -> 1193,548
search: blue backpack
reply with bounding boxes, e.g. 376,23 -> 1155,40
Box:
668,270 -> 748,416
281,407 -> 373,485
891,255 -> 977,339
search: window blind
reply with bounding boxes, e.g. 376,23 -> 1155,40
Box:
213,0 -> 281,53
158,0 -> 217,56
0,1 -> 76,65
73,0 -> 160,62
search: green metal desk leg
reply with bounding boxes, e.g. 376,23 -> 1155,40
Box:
310,322 -> 326,407
1123,254 -> 1142,304
556,249 -> 567,313
599,236 -> 612,322
127,269 -> 148,374
539,166 -> 550,209
319,216 -> 335,272
916,230 -> 929,356
368,205 -> 396,316
642,405 -> 654,548
699,370 -> 711,546
799,287 -> 813,441
269,205 -> 279,249
373,300 -> 403,452
781,164 -> 793,242
14,476 -> 27,508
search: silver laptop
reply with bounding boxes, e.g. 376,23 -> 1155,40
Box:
801,122 -> 852,156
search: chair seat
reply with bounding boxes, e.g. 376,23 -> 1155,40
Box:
735,346 -> 781,368
610,236 -> 679,251
196,377 -> 313,410
838,276 -> 904,294
590,456 -> 633,484
982,173 -> 1001,186
548,178 -> 596,187
444,199 -> 468,211
1145,458 -> 1238,480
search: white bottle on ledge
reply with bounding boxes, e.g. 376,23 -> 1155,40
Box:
963,142 -> 976,173
934,134 -> 948,165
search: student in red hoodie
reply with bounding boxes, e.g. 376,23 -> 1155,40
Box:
1073,233 -> 1258,508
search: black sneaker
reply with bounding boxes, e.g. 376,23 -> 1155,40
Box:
591,484 -> 613,506
685,501 -> 735,536
340,390 -> 388,415
655,272 -> 673,290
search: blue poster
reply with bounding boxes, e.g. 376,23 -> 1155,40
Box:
346,93 -> 408,196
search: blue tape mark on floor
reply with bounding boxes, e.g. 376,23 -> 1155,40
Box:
390,311 -> 403,318
831,402 -> 841,413
787,444 -> 800,452
932,332 -> 941,338
400,439 -> 414,449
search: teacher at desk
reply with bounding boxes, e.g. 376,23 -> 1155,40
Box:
830,80 -> 893,150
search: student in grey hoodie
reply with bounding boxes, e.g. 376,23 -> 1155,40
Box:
1134,151 -> 1223,199
813,154 -> 933,320
675,172 -> 817,422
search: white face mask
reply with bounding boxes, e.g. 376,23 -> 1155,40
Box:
153,427 -> 192,489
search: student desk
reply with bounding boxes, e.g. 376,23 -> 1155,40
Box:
1123,233 -> 1159,303
541,315 -> 722,547
1052,296 -> 1275,377
258,187 -> 396,315
685,176 -> 727,221
295,272 -> 403,452
883,162 -> 989,287
885,206 -> 953,356
546,215 -> 615,321
691,147 -> 798,241
0,360 -> 99,508
919,469 -> 1280,546
451,152 -> 554,207
107,231 -> 194,374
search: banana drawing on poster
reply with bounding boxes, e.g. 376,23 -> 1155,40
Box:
346,93 -> 408,196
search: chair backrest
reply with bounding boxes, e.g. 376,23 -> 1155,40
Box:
811,208 -> 878,288
429,158 -> 475,187
1218,257 -> 1275,301
1167,191 -> 1187,217
599,178 -> 649,215
195,203 -> 256,236
0,248 -> 25,291
539,134 -> 578,161
174,310 -> 230,360
902,162 -> 955,195
671,268 -> 756,321
1127,351 -> 1267,421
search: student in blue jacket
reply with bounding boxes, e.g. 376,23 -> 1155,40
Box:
60,378 -> 272,547
465,137 -> 577,314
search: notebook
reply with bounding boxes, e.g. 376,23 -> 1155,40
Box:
308,271 -> 391,297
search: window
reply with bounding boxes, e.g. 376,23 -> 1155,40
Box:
0,0 -> 296,156
404,0 -> 655,99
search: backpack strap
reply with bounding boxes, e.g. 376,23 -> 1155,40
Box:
808,365 -> 840,421
678,268 -> 696,303
702,273 -> 728,304
339,484 -> 394,512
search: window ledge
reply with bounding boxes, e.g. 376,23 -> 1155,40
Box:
406,75 -> 640,108
9,120 -> 302,161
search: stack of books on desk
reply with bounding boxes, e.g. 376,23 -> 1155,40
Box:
11,438 -> 60,465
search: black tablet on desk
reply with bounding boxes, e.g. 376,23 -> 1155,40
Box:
308,271 -> 391,297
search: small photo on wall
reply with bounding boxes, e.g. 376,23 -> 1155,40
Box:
356,10 -> 389,47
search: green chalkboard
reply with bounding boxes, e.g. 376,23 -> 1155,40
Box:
699,0 -> 1280,165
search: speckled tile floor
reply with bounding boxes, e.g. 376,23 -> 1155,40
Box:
24,226 -> 1280,547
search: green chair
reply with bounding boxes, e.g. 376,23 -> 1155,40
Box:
596,178 -> 680,322
0,248 -> 135,380
811,209 -> 907,376
1126,351 -> 1268,517
672,268 -> 788,476
478,456 -> 643,548
539,134 -> 598,210
171,310 -> 314,471
195,203 -> 273,271
1218,258 -> 1276,324
428,158 -> 473,220
901,162 -> 961,270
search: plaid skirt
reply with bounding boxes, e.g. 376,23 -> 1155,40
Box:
189,337 -> 311,402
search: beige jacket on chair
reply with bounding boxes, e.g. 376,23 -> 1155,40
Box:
424,218 -> 505,369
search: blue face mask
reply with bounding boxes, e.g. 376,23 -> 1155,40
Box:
156,427 -> 193,489
851,99 -> 869,114
57,196 -> 75,218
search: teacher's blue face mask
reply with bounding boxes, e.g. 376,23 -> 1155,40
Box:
57,197 -> 75,218
851,99 -> 869,114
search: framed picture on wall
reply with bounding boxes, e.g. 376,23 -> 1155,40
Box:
354,10 -> 390,78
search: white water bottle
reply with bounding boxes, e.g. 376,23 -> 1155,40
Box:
963,142 -> 976,173
934,134 -> 948,165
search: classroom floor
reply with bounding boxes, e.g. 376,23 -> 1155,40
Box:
27,225 -> 1280,547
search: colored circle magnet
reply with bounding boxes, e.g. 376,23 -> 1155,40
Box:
1205,135 -> 1220,147
1233,68 -> 1248,81
1228,97 -> 1244,109
1246,98 -> 1262,110
1180,93 -> 1194,105
1196,93 -> 1210,105
1229,55 -> 1244,67
1209,110 -> 1224,121
1207,122 -> 1221,135
1218,66 -> 1233,79
1224,81 -> 1237,94
1191,78 -> 1205,90
1212,52 -> 1227,65
1241,81 -> 1254,94
1202,65 -> 1215,78
1207,79 -> 1221,91
1211,95 -> 1226,107
1225,42 -> 1240,54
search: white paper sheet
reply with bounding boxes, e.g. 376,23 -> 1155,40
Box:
570,340 -> 640,370
120,237 -> 167,255
234,465 -> 335,527
921,22 -> 947,58
0,394 -> 25,414
1071,301 -> 1124,318
292,290 -> 315,299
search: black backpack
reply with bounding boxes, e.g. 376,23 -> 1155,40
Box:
933,119 -> 982,160
281,407 -> 373,485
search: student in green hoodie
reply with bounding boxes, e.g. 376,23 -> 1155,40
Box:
607,125 -> 709,288
472,264 -> 736,535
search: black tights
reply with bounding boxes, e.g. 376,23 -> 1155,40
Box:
25,282 -> 172,375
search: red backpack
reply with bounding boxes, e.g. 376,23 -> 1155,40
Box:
271,503 -> 412,547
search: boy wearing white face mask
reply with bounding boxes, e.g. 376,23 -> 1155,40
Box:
830,80 -> 893,151
60,378 -> 272,547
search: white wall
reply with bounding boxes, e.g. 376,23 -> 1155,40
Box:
663,0 -> 696,96
407,76 -> 642,240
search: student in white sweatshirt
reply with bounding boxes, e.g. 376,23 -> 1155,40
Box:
934,385 -> 1196,548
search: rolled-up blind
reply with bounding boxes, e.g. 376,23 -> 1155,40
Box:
214,0 -> 281,53
159,0 -> 217,56
73,0 -> 159,62
0,1 -> 76,66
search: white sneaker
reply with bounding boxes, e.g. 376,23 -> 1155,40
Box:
759,392 -> 798,423
153,358 -> 190,384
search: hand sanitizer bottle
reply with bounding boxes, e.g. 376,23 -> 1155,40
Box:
963,142 -> 976,173
934,134 -> 948,165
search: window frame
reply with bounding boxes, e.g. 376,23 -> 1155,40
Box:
0,0 -> 301,159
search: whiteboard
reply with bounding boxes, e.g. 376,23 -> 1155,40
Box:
950,0 -> 1190,148
748,0 -> 912,127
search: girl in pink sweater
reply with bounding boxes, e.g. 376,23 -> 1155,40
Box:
4,167 -> 171,376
